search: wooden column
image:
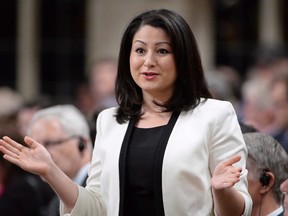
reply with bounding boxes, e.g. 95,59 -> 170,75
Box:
16,0 -> 39,101
85,0 -> 215,71
259,0 -> 283,46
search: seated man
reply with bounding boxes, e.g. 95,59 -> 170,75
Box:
243,132 -> 288,216
27,104 -> 93,216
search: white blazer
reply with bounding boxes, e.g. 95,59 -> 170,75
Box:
61,99 -> 252,216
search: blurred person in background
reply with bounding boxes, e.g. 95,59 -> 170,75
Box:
0,86 -> 23,123
249,46 -> 288,83
280,179 -> 288,216
243,132 -> 288,216
0,118 -> 54,216
88,58 -> 118,111
240,49 -> 288,152
26,104 -> 93,216
85,58 -> 118,144
241,77 -> 278,135
17,95 -> 54,137
205,66 -> 242,116
269,70 -> 288,153
73,59 -> 117,124
206,71 -> 235,102
216,65 -> 242,103
206,65 -> 243,117
73,81 -> 95,119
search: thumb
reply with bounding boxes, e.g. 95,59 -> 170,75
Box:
224,155 -> 241,166
24,136 -> 39,148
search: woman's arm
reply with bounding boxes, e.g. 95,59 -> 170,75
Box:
211,155 -> 245,216
0,136 -> 78,213
208,101 -> 252,216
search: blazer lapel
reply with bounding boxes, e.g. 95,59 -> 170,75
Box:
153,111 -> 180,216
118,118 -> 136,216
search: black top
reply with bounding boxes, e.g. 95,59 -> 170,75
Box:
0,172 -> 54,216
118,111 -> 180,216
123,126 -> 165,216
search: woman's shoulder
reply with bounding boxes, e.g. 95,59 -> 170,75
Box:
197,98 -> 234,111
97,106 -> 119,125
99,106 -> 118,115
180,98 -> 237,122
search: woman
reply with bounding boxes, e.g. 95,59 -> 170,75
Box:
0,9 -> 252,216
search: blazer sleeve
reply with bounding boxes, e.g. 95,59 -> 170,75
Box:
208,101 -> 252,216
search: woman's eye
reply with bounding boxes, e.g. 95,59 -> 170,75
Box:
158,49 -> 169,54
136,48 -> 145,54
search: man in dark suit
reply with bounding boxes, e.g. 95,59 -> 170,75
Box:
45,172 -> 88,216
0,120 -> 54,216
27,105 -> 93,216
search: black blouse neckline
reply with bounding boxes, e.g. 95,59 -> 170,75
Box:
118,111 -> 180,216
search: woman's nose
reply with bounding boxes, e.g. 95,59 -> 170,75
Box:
144,52 -> 155,68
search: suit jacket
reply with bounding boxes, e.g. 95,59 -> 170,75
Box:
61,99 -> 252,216
0,172 -> 54,216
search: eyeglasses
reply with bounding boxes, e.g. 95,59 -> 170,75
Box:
42,135 -> 79,148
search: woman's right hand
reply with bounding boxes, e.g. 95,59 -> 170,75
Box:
0,136 -> 54,178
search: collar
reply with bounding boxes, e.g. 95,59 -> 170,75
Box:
267,206 -> 284,216
73,163 -> 90,185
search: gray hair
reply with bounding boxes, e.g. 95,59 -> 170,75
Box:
244,132 -> 288,204
241,78 -> 273,109
27,104 -> 92,151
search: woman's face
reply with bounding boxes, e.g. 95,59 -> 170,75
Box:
129,25 -> 177,101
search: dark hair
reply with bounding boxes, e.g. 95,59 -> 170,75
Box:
115,9 -> 212,123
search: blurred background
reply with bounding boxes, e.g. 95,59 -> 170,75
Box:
0,0 -> 287,103
1,1 -> 288,213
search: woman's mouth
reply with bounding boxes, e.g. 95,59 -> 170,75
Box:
141,72 -> 158,80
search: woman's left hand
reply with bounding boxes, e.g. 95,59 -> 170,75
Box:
211,155 -> 242,190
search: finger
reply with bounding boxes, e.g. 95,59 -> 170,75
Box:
230,171 -> 241,178
212,177 -> 240,189
3,154 -> 21,165
0,139 -> 22,164
0,145 -> 19,160
222,175 -> 241,185
2,136 -> 25,152
24,136 -> 39,148
230,166 -> 242,174
224,155 -> 241,166
235,167 -> 242,173
0,138 -> 22,157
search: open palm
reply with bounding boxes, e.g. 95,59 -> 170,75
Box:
211,155 -> 242,190
0,136 -> 54,177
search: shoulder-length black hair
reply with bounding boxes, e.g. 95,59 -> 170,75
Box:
115,9 -> 212,123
